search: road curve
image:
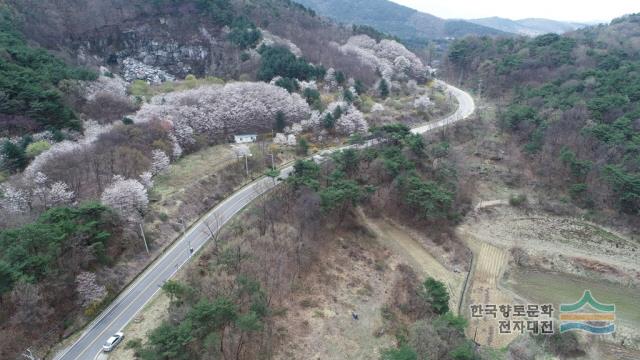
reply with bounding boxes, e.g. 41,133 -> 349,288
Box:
53,81 -> 475,360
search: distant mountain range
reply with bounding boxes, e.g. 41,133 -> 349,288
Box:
293,0 -> 509,41
294,0 -> 589,42
469,17 -> 587,36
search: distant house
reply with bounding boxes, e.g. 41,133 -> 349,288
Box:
234,134 -> 257,144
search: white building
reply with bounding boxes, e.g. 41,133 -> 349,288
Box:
234,134 -> 257,144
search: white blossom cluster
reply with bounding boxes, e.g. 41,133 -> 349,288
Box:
301,101 -> 368,136
0,172 -> 75,213
414,95 -> 433,112
100,176 -> 149,222
259,30 -> 303,57
83,71 -> 129,101
324,68 -> 338,91
340,35 -> 431,82
75,271 -> 107,307
273,133 -> 297,146
0,184 -> 29,213
139,171 -> 154,190
371,103 -> 385,112
299,80 -> 318,91
284,123 -> 303,135
31,172 -> 75,208
135,82 -> 311,146
150,149 -> 170,175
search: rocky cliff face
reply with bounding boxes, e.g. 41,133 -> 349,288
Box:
6,0 -> 370,84
8,0 -> 243,78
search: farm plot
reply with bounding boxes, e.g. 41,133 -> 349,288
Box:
461,232 -> 520,348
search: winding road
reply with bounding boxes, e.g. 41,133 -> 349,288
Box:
53,80 -> 475,360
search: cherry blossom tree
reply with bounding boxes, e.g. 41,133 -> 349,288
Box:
0,184 -> 28,213
169,134 -> 183,159
299,80 -> 317,91
340,35 -> 432,82
30,172 -> 75,209
300,101 -> 368,136
100,176 -> 148,222
371,103 -> 385,112
394,56 -> 411,80
139,171 -> 154,189
414,95 -> 433,112
75,271 -> 107,307
135,83 -> 310,146
335,106 -> 368,135
46,182 -> 75,207
324,68 -> 338,91
151,149 -> 170,175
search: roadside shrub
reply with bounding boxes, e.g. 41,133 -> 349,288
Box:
422,277 -> 450,314
83,300 -> 102,318
509,194 -> 527,207
25,140 -> 50,158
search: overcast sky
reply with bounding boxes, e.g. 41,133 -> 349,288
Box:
391,0 -> 638,23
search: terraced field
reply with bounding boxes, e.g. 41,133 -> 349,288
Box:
462,233 -> 519,348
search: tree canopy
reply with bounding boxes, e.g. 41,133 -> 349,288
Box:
0,7 -> 96,134
0,202 -> 117,294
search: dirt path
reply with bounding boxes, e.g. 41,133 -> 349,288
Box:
459,229 -> 519,348
358,210 -> 465,313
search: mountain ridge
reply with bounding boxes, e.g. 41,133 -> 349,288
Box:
293,0 -> 509,40
469,16 -> 587,36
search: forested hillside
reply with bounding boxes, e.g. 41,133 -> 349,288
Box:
0,0 -> 441,357
0,7 -> 96,137
446,14 -> 640,218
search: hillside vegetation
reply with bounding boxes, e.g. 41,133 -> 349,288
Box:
0,6 -> 96,139
126,123 -> 473,359
0,0 -> 442,356
446,14 -> 640,217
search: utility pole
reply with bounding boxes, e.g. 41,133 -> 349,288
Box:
179,218 -> 186,234
244,155 -> 249,177
269,153 -> 275,169
139,223 -> 149,255
180,218 -> 193,256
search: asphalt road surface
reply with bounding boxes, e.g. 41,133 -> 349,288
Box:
53,80 -> 475,360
